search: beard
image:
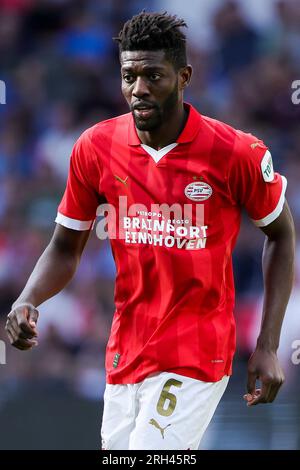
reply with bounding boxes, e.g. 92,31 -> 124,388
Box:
131,81 -> 179,131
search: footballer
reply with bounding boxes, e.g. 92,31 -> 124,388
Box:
5,12 -> 295,450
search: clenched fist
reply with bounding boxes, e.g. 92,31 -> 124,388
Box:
5,303 -> 39,350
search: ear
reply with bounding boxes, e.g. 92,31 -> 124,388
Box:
179,65 -> 193,90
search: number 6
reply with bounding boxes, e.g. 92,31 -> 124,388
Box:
156,379 -> 183,417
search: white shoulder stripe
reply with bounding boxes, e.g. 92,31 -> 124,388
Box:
252,175 -> 287,227
55,212 -> 94,231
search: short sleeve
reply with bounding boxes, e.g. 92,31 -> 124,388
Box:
228,132 -> 287,227
55,129 -> 101,231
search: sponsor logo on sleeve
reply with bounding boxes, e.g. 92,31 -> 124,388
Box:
261,150 -> 275,182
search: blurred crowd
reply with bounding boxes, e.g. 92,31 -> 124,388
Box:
0,0 -> 299,442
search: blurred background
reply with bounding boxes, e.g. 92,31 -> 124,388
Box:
0,0 -> 299,450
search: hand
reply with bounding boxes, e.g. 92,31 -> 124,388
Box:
243,348 -> 284,406
5,303 -> 39,350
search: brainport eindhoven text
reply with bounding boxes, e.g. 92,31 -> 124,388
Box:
95,201 -> 207,250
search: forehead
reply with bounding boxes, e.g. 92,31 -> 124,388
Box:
120,50 -> 172,70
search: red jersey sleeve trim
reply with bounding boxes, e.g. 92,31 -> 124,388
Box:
251,175 -> 287,227
55,212 -> 95,231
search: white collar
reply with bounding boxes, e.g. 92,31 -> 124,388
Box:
141,143 -> 178,163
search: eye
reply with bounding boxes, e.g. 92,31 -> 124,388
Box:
149,73 -> 161,81
123,74 -> 135,84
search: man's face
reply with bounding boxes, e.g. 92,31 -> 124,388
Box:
120,50 -> 181,131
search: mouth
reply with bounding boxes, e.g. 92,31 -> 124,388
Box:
134,108 -> 156,119
132,102 -> 157,120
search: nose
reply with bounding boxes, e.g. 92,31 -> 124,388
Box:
132,76 -> 150,98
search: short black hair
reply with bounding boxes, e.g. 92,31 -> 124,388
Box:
114,11 -> 187,70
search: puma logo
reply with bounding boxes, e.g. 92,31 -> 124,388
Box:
149,418 -> 171,439
114,175 -> 128,185
250,142 -> 264,149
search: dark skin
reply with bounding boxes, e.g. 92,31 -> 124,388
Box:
120,50 -> 192,149
244,201 -> 295,405
5,50 -> 295,406
5,225 -> 90,350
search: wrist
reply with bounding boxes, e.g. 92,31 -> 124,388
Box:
256,334 -> 279,353
12,299 -> 37,310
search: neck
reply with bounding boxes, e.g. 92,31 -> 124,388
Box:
136,103 -> 188,150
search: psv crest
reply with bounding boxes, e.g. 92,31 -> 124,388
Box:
184,181 -> 213,201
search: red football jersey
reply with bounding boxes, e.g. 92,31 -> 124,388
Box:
56,104 -> 286,384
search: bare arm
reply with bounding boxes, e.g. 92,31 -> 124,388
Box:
244,201 -> 296,406
5,224 -> 91,350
